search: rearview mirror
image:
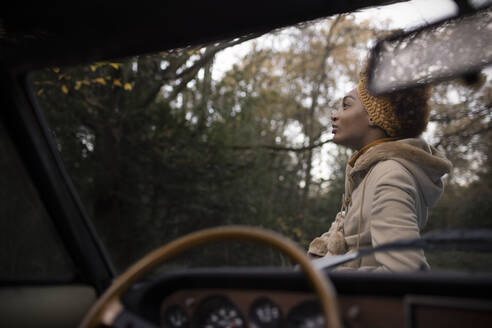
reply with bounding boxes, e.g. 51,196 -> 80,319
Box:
367,7 -> 492,95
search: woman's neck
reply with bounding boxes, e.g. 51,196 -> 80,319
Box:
349,137 -> 399,167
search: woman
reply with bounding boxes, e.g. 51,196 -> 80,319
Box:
308,71 -> 452,271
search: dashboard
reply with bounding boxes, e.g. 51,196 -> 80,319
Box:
161,289 -> 322,328
123,268 -> 492,328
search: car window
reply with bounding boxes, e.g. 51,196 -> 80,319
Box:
29,2 -> 491,273
0,120 -> 74,281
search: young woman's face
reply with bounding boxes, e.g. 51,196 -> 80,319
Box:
331,89 -> 372,150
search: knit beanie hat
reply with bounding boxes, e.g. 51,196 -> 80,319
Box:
356,72 -> 401,137
356,70 -> 431,138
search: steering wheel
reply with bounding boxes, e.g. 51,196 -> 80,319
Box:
79,225 -> 342,328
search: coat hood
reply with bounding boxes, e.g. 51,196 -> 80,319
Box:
351,138 -> 452,207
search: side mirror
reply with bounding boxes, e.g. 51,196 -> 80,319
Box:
367,6 -> 491,95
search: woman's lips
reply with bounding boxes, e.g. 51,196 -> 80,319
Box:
332,125 -> 338,134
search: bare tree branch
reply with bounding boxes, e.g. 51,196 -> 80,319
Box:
430,104 -> 491,123
166,33 -> 263,102
230,139 -> 333,152
434,123 -> 492,148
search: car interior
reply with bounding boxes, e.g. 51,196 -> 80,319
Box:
1,1 -> 491,327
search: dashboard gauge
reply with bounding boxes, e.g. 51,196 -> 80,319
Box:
286,300 -> 324,328
162,304 -> 190,328
249,297 -> 282,328
192,295 -> 244,328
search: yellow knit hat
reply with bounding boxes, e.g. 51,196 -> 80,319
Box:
356,72 -> 401,137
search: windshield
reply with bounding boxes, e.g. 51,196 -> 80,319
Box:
29,1 -> 492,273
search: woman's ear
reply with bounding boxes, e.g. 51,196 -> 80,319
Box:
368,118 -> 388,137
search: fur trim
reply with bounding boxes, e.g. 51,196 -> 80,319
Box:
308,237 -> 328,257
352,140 -> 452,175
327,231 -> 348,254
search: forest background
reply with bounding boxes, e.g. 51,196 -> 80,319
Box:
32,8 -> 492,273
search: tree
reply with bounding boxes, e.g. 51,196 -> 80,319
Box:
32,36 -> 269,269
429,75 -> 491,182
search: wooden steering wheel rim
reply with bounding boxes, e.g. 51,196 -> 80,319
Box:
80,225 -> 342,328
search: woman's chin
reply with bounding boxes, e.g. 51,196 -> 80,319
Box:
332,136 -> 355,149
332,135 -> 342,145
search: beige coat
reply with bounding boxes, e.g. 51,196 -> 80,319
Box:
308,138 -> 452,272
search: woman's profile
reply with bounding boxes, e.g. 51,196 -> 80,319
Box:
308,69 -> 452,271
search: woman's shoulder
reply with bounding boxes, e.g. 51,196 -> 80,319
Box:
368,159 -> 416,187
367,155 -> 444,208
371,158 -> 410,173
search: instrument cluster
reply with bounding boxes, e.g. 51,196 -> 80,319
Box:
160,289 -> 324,328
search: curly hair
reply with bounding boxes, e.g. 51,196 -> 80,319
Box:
388,85 -> 431,138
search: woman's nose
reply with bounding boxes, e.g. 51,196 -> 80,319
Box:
331,109 -> 338,121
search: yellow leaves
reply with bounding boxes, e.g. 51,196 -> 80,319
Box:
93,78 -> 106,85
112,79 -> 131,91
293,227 -> 303,239
74,78 -> 117,89
185,48 -> 202,56
90,62 -> 121,72
47,62 -> 130,93
73,78 -> 129,90
74,80 -> 90,90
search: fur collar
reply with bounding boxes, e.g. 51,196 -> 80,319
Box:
352,139 -> 452,176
